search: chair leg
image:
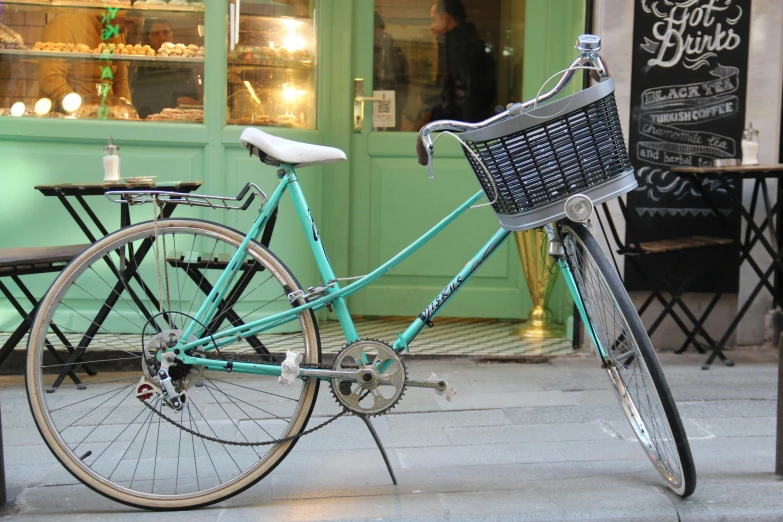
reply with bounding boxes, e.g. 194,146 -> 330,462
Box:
628,254 -> 722,355
676,291 -> 723,354
11,276 -> 97,377
627,257 -> 697,341
0,315 -> 31,367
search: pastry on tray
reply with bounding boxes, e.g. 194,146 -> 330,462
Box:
147,108 -> 204,122
0,24 -> 25,49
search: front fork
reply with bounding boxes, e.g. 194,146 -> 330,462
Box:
544,223 -> 604,358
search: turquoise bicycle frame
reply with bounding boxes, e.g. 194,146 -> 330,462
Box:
173,163 -> 591,379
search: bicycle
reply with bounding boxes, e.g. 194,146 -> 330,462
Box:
25,34 -> 696,510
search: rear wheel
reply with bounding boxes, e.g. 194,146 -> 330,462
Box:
560,222 -> 696,497
26,219 -> 321,510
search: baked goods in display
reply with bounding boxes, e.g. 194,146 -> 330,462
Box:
28,41 -> 205,59
229,45 -> 312,68
33,42 -> 89,53
147,108 -> 204,122
0,106 -> 58,117
70,0 -> 131,4
34,42 -> 92,53
94,42 -> 156,56
157,42 -> 204,58
74,104 -> 139,120
0,24 -> 25,50
276,114 -> 298,126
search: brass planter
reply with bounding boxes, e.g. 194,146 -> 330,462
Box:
515,229 -> 565,339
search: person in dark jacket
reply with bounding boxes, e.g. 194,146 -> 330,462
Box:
373,12 -> 409,130
418,0 -> 496,126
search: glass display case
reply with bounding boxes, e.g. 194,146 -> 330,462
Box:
227,0 -> 315,128
0,0 -> 205,121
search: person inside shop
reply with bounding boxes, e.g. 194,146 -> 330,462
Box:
373,11 -> 409,131
38,14 -> 134,111
410,0 -> 496,129
131,19 -> 201,119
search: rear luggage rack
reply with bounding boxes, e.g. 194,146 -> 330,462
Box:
106,182 -> 268,211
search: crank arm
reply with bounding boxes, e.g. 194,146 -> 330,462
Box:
300,367 -> 362,381
407,373 -> 457,400
406,379 -> 448,391
300,366 -> 399,385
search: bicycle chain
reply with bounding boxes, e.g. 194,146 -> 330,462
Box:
138,362 -> 357,447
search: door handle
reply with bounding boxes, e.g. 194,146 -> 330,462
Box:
354,78 -> 384,132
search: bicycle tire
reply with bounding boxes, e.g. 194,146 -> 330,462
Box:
26,219 -> 321,510
559,221 -> 696,497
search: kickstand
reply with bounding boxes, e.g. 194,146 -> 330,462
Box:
359,415 -> 397,485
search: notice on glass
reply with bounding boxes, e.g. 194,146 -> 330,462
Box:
373,90 -> 395,128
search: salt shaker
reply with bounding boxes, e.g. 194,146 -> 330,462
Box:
741,123 -> 759,166
103,136 -> 120,182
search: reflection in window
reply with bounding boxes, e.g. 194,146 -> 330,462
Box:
227,0 -> 316,128
0,7 -> 205,122
373,0 -> 524,132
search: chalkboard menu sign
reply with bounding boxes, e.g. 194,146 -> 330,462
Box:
624,0 -> 750,293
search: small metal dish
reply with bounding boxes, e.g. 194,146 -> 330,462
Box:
712,158 -> 740,167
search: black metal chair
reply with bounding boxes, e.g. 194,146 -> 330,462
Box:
596,201 -> 735,365
0,244 -> 92,384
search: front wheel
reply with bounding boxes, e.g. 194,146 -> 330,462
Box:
559,222 -> 696,497
26,219 -> 321,510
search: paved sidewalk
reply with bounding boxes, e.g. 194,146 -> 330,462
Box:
0,350 -> 780,521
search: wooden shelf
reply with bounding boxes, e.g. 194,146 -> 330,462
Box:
2,0 -> 204,12
0,48 -> 204,64
129,2 -> 204,12
228,60 -> 312,72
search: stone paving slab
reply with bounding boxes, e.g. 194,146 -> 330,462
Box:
0,351 -> 781,521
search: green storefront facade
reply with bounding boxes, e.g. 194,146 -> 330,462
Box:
0,0 -> 587,333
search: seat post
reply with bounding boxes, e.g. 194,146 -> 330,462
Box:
284,166 -> 359,343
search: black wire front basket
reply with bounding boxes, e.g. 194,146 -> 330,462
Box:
460,78 -> 636,231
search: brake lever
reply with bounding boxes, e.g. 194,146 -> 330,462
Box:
419,133 -> 435,179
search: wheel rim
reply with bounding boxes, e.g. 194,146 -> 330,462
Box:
562,227 -> 685,494
27,221 -> 319,508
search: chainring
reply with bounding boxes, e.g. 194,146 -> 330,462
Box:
330,338 -> 406,416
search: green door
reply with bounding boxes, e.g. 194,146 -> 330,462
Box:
330,0 -> 586,321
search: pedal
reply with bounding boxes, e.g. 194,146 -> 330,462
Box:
278,350 -> 303,387
407,372 -> 457,401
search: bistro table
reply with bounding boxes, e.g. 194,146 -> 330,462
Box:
672,165 -> 783,478
33,181 -> 203,389
671,165 -> 783,365
35,181 -> 204,243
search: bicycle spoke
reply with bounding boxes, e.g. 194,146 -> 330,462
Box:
28,222 -> 320,507
563,225 -> 688,494
107,399 -> 158,481
206,377 -> 299,402
200,379 -> 265,457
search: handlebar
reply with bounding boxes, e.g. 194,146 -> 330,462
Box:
416,34 -> 608,166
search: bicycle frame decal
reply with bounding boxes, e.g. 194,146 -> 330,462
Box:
420,277 -> 463,321
308,209 -> 320,242
418,233 -> 506,322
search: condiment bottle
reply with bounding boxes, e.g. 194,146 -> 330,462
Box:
741,123 -> 759,166
103,136 -> 120,182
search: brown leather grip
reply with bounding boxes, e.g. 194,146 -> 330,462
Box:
416,137 -> 429,166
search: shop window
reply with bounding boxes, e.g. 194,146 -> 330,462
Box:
0,1 -> 205,122
373,0 -> 524,132
227,0 -> 316,129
